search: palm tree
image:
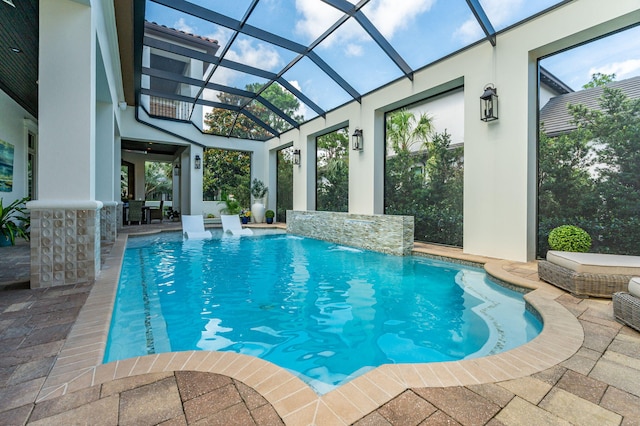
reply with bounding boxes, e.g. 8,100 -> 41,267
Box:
386,109 -> 434,154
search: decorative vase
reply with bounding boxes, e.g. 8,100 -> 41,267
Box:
251,202 -> 266,223
266,217 -> 273,224
0,233 -> 11,247
241,216 -> 249,224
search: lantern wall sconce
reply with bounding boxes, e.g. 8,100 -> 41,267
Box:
352,128 -> 363,151
173,164 -> 180,176
293,149 -> 301,166
480,84 -> 498,122
194,154 -> 201,169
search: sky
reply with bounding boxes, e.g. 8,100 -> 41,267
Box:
540,25 -> 640,91
145,0 -> 640,121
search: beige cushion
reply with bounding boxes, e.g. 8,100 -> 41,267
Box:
629,277 -> 640,298
546,251 -> 640,276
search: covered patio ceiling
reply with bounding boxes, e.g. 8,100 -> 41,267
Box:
133,0 -> 569,141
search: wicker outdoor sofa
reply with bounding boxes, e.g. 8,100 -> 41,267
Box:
538,251 -> 640,298
613,277 -> 640,332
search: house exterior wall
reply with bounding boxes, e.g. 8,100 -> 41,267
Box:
16,0 -> 635,271
268,0 -> 640,262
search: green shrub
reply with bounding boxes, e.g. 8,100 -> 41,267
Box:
548,225 -> 592,252
265,210 -> 275,219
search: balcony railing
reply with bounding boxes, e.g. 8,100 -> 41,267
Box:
149,97 -> 192,121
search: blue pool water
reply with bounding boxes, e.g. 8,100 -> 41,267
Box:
105,231 -> 541,394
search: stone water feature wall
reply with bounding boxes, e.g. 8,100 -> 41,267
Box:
286,210 -> 414,256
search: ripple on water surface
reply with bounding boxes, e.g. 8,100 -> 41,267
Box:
105,231 -> 541,394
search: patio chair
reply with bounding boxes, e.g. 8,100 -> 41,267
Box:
613,277 -> 640,332
148,200 -> 164,223
221,214 -> 253,236
182,214 -> 213,239
538,251 -> 640,298
127,200 -> 144,225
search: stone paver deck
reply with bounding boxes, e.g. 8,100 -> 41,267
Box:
1,224 -> 639,425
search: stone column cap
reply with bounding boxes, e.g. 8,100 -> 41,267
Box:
26,200 -> 104,210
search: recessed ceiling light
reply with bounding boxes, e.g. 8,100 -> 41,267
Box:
10,47 -> 22,53
3,0 -> 16,7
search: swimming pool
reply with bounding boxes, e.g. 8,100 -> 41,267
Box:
105,231 -> 541,394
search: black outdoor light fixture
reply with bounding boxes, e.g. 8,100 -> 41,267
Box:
293,149 -> 301,166
194,154 -> 201,169
352,128 -> 363,151
480,84 -> 498,122
173,163 -> 180,176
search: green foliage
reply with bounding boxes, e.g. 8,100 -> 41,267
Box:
276,147 -> 294,222
250,178 -> 268,199
538,87 -> 640,256
0,197 -> 30,245
204,82 -> 303,139
265,209 -> 275,218
220,193 -> 241,216
316,128 -> 349,212
548,225 -> 592,252
582,72 -> 616,89
144,162 -> 172,200
384,108 -> 463,246
202,148 -> 251,207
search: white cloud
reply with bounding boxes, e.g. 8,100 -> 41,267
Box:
288,80 -> 310,120
294,0 -> 434,57
366,0 -> 435,39
226,39 -> 281,71
173,18 -> 195,35
454,0 -> 524,43
589,59 -> 640,80
294,0 -> 343,41
345,43 -> 364,57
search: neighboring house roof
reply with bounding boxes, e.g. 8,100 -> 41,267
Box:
540,67 -> 574,96
145,21 -> 220,54
540,76 -> 640,136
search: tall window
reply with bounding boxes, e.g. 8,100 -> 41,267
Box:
316,128 -> 349,212
121,161 -> 134,200
276,146 -> 294,223
384,94 -> 464,246
537,26 -> 640,256
202,148 -> 251,208
27,130 -> 37,200
144,162 -> 172,201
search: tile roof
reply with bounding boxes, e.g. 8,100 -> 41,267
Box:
540,76 -> 640,136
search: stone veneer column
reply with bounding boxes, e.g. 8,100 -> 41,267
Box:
100,201 -> 118,243
28,201 -> 102,289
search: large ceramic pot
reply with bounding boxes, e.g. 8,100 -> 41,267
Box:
251,202 -> 265,223
0,233 -> 11,247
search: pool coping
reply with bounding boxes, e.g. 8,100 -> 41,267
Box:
36,233 -> 583,425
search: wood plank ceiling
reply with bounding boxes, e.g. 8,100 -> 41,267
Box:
0,0 -> 38,118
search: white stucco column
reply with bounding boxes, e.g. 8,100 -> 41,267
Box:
96,102 -> 118,242
29,0 -> 101,288
177,148 -> 202,216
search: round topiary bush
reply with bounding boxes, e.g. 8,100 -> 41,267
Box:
548,225 -> 592,252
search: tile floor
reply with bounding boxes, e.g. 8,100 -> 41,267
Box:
0,224 -> 639,425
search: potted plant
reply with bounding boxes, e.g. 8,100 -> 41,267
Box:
250,179 -> 268,223
241,209 -> 251,224
548,225 -> 592,252
265,209 -> 275,224
220,194 -> 241,215
166,208 -> 181,222
0,196 -> 30,247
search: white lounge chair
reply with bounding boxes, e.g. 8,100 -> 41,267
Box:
181,214 -> 213,239
221,214 -> 253,236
